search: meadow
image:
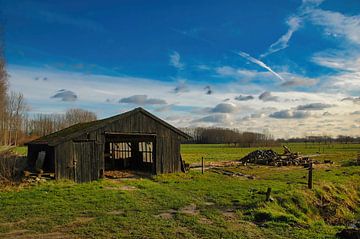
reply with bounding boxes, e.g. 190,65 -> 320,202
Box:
0,143 -> 359,238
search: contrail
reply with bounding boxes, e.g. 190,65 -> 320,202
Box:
170,28 -> 284,82
236,51 -> 284,81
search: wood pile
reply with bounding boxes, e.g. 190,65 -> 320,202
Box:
239,146 -> 311,166
22,171 -> 55,184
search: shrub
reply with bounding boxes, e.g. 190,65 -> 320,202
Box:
0,150 -> 27,182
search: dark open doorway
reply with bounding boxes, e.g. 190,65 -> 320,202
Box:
104,132 -> 156,174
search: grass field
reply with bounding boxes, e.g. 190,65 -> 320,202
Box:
0,143 -> 359,238
181,143 -> 360,164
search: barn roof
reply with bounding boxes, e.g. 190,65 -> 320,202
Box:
28,107 -> 191,146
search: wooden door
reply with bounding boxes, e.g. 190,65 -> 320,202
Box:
73,141 -> 98,183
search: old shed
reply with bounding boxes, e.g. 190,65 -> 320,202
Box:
27,107 -> 190,182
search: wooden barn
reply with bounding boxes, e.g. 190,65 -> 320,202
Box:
26,107 -> 190,182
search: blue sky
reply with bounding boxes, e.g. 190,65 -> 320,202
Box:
1,0 -> 360,138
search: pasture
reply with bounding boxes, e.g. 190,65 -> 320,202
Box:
0,143 -> 359,238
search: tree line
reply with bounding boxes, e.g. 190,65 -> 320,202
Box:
181,127 -> 279,147
281,136 -> 360,144
181,127 -> 360,146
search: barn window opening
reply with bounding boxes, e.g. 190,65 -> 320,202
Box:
139,142 -> 153,163
110,142 -> 132,159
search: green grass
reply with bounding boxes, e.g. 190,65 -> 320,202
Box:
181,143 -> 360,164
0,143 -> 359,238
0,146 -> 27,156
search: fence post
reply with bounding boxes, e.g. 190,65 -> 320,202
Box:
308,162 -> 313,189
201,157 -> 204,174
265,187 -> 272,202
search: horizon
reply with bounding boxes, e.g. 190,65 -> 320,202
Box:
2,0 -> 360,138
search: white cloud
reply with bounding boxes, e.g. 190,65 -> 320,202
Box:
119,95 -> 167,105
304,6 -> 360,95
260,0 -> 325,58
328,71 -> 360,93
235,95 -> 254,101
215,66 -> 272,81
259,91 -> 279,102
351,111 -> 360,115
261,16 -> 301,58
51,89 -> 78,102
7,65 -> 360,138
211,103 -> 237,113
193,114 -> 231,124
197,64 -> 211,71
269,109 -> 312,119
296,103 -> 333,111
311,50 -> 360,71
307,9 -> 360,45
169,51 -> 185,70
341,97 -> 360,104
280,73 -> 318,87
173,79 -> 190,93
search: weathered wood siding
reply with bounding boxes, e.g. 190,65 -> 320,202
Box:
53,111 -> 182,182
73,141 -> 100,183
71,111 -> 183,174
54,141 -> 73,180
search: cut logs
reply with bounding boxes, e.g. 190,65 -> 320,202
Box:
239,146 -> 312,166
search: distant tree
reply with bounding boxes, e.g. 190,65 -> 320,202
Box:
6,92 -> 28,145
27,114 -> 65,137
26,108 -> 97,139
181,127 -> 279,147
64,108 -> 97,127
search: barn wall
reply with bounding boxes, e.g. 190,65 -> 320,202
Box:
43,111 -> 184,182
54,140 -> 104,182
72,112 -> 183,174
54,141 -> 73,180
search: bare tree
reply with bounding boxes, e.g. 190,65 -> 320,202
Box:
27,114 -> 64,137
26,108 -> 97,138
64,108 -> 97,127
6,92 -> 28,145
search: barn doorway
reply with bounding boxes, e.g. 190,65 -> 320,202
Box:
104,133 -> 156,175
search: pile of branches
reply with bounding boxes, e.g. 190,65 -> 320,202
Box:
239,146 -> 311,166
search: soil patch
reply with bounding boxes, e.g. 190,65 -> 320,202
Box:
180,204 -> 199,216
198,216 -> 213,225
154,209 -> 177,219
107,210 -> 125,215
104,185 -> 138,191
